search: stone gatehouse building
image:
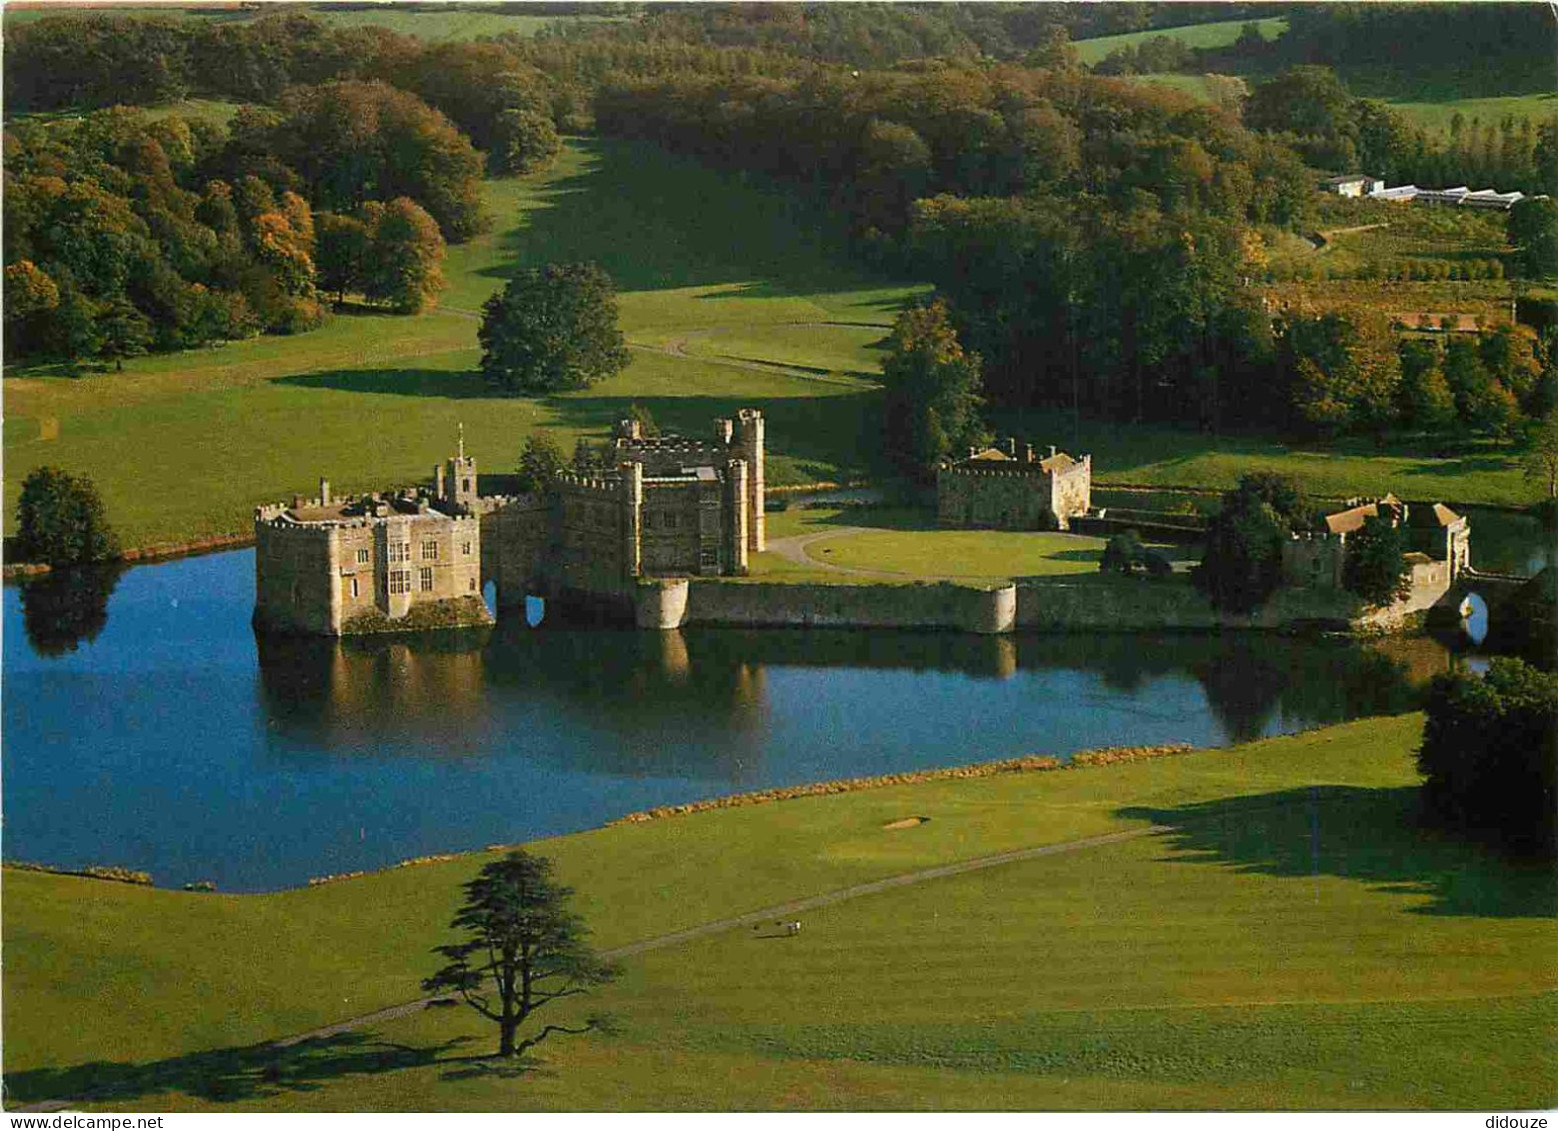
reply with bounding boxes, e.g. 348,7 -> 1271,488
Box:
255,410 -> 765,635
936,439 -> 1092,532
1280,494 -> 1471,592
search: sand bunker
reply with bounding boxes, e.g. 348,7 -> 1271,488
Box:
883,816 -> 931,830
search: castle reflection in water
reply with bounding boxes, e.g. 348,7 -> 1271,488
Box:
256,611 -> 1442,765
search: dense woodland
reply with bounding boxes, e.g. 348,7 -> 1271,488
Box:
3,2 -> 1555,445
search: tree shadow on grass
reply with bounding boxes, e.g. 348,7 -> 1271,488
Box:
276,368 -> 495,400
1116,786 -> 1558,919
4,1032 -> 477,1109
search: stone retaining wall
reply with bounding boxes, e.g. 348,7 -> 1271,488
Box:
666,578 -> 1017,634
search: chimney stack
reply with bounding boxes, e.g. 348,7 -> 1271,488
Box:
1048,445 -> 1058,459
1003,437 -> 1017,457
319,478 -> 331,506
1022,443 -> 1035,463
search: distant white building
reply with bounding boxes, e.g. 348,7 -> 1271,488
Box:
1409,185 -> 1526,210
1323,174 -> 1385,197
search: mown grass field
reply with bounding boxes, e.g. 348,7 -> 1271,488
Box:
767,506 -> 1111,581
5,715 -> 1554,1110
0,4 -> 619,40
1072,17 -> 1287,66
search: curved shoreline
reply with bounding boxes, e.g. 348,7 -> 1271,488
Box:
4,740 -> 1196,893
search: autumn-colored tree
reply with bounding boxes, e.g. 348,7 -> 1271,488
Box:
360,198 -> 447,314
270,80 -> 488,242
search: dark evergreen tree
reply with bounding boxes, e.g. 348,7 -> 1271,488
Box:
423,850 -> 619,1059
516,433 -> 567,494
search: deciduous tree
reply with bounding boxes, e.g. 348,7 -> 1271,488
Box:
360,198 -> 447,314
1342,512 -> 1411,606
1524,411 -> 1558,500
478,263 -> 631,394
879,297 -> 988,481
516,433 -> 567,494
16,467 -> 120,566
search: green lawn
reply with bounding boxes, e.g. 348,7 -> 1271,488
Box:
800,524 -> 1106,580
0,4 -> 621,40
6,714 -> 1555,1109
1073,17 -> 1287,66
300,7 -> 622,41
1388,93 -> 1558,135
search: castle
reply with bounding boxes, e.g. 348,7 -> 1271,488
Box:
1280,494 -> 1471,591
936,439 -> 1092,532
255,410 -> 765,635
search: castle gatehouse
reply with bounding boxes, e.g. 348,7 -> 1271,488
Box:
254,410 -> 765,635
937,439 -> 1092,532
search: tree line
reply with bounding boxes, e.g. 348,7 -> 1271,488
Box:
2,82 -> 477,365
1241,65 -> 1558,198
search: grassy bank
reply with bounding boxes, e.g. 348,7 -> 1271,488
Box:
5,714 -> 1555,1109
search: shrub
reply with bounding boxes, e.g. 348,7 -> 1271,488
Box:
1419,658 -> 1558,858
16,467 -> 119,566
1100,530 -> 1144,575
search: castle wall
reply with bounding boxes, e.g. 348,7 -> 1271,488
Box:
1049,457 -> 1091,531
937,467 -> 1054,530
640,481 -> 705,575
736,409 -> 765,552
255,521 -> 340,634
553,472 -> 635,595
1282,535 -> 1346,588
478,495 -> 551,609
668,579 -> 1018,634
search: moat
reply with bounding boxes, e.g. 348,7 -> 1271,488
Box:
6,516 -> 1533,892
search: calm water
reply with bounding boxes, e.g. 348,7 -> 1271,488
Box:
2,548 -> 1466,892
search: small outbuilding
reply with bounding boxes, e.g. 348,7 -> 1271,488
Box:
936,439 -> 1092,532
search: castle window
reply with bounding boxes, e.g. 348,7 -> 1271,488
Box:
468,577 -> 477,592
356,548 -> 370,565
419,567 -> 434,591
643,512 -> 655,530
349,577 -> 359,600
461,541 -> 472,556
462,479 -> 471,493
665,513 -> 678,531
388,542 -> 410,563
421,540 -> 439,560
388,571 -> 410,594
